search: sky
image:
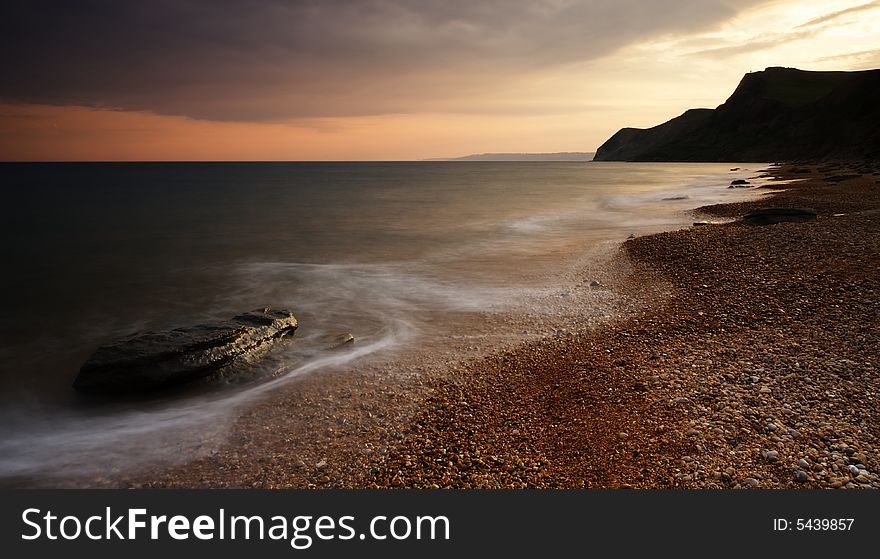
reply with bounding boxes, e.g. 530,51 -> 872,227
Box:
1,0 -> 879,161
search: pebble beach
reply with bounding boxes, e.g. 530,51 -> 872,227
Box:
126,162 -> 880,490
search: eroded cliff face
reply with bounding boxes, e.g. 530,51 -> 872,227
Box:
594,67 -> 880,162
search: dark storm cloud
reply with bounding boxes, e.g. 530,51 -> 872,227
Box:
0,0 -> 768,120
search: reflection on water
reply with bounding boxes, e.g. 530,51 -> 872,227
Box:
0,161 -> 767,480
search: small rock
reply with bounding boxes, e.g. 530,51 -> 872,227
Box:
743,478 -> 760,488
322,332 -> 355,350
797,458 -> 810,469
761,449 -> 779,462
848,465 -> 861,476
590,280 -> 601,287
618,432 -> 629,439
795,471 -> 809,483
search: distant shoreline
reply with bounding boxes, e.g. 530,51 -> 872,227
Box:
425,152 -> 595,162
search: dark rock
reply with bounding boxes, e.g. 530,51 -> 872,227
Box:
73,308 -> 297,394
824,174 -> 861,183
662,195 -> 689,201
730,179 -> 750,186
692,222 -> 710,227
742,207 -> 817,225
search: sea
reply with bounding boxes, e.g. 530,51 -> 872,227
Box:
0,161 -> 767,482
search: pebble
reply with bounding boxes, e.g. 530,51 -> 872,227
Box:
743,478 -> 760,488
797,458 -> 810,469
761,449 -> 779,462
795,471 -> 809,483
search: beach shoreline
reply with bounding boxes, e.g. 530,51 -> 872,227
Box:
363,162 -> 880,489
24,162 -> 879,489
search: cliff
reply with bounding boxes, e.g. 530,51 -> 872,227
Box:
594,67 -> 880,162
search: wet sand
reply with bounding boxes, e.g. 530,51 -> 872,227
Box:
122,162 -> 880,489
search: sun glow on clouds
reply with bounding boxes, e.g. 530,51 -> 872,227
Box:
1,0 -> 879,161
565,0 -> 880,134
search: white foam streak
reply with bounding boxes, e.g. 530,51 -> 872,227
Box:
0,321 -> 407,480
0,163 -> 772,483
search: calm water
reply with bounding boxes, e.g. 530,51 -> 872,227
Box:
0,161 -> 764,480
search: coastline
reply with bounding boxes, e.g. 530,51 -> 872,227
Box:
365,162 -> 880,488
61,162 -> 880,489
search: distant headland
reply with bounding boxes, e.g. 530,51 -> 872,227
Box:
426,152 -> 595,162
594,66 -> 880,162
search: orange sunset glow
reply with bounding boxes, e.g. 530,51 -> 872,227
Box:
2,0 -> 880,160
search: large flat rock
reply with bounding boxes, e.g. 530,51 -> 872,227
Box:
73,308 -> 297,394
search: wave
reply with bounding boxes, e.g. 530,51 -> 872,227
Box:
0,259 -> 553,481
